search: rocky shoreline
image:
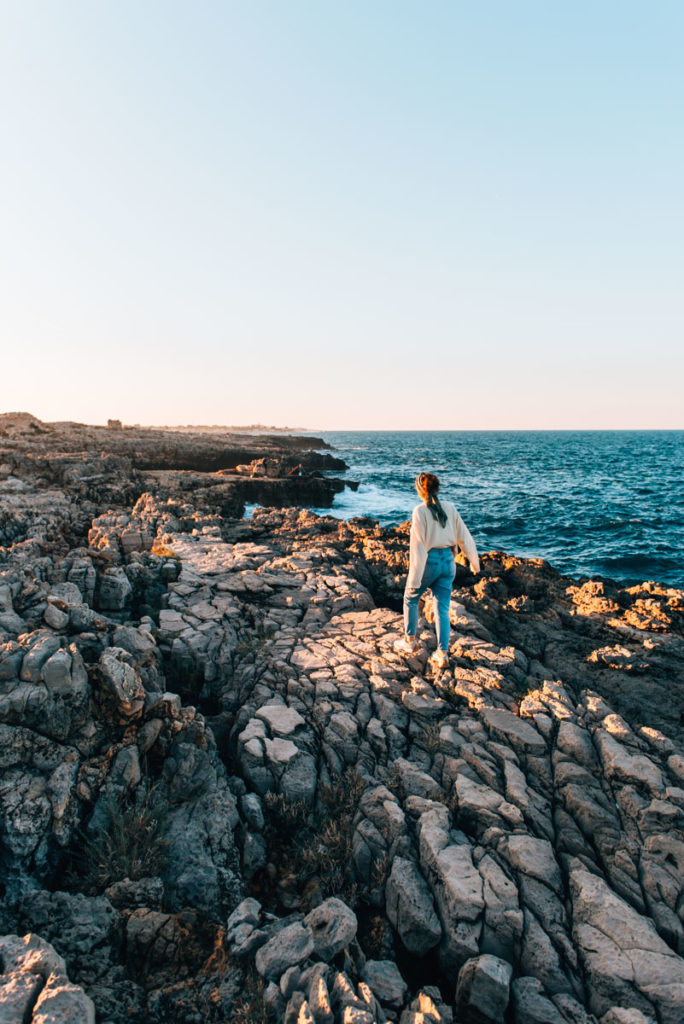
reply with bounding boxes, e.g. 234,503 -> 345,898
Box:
1,414 -> 683,1024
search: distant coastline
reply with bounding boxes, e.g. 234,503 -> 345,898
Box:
145,423 -> 310,434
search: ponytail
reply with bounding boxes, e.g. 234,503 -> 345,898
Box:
415,473 -> 447,527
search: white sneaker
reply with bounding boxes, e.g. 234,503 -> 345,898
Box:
429,649 -> 449,671
394,635 -> 419,655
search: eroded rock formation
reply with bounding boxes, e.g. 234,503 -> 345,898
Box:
0,417 -> 682,1024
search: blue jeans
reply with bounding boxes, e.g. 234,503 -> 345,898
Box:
403,547 -> 455,652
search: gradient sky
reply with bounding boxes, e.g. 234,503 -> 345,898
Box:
1,1 -> 682,429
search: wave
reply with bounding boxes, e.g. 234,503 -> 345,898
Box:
312,431 -> 684,586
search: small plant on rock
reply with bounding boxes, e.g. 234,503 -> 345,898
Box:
233,967 -> 274,1024
259,767 -> 365,912
67,777 -> 169,894
319,765 -> 365,817
421,722 -> 442,755
235,624 -> 276,659
370,851 -> 391,890
150,540 -> 179,559
262,792 -> 310,836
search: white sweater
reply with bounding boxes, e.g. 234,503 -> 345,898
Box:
408,499 -> 480,588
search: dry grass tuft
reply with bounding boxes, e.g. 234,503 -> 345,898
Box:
66,778 -> 169,893
259,767 -> 365,912
150,540 -> 179,559
233,967 -> 274,1024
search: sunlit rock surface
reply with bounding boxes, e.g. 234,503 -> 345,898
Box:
0,416 -> 683,1023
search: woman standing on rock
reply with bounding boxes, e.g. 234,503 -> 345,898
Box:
395,472 -> 480,670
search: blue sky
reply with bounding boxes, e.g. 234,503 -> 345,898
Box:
1,1 -> 682,428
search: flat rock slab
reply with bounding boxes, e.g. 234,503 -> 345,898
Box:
482,709 -> 546,754
504,835 -> 562,893
256,704 -> 306,736
570,867 -> 684,1023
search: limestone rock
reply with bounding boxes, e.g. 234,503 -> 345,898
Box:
571,866 -> 684,1022
385,856 -> 442,955
255,922 -> 315,980
512,976 -> 566,1024
0,932 -> 95,1024
304,898 -> 358,961
362,959 -> 408,1009
98,647 -> 146,719
454,954 -> 513,1023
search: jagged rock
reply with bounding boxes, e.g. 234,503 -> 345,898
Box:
478,853 -> 523,959
521,907 -> 574,996
0,724 -> 80,895
454,954 -> 513,1023
98,647 -> 146,720
385,856 -> 442,954
307,967 -> 335,1024
594,730 -> 665,795
482,708 -> 546,755
362,959 -> 407,1009
512,976 -> 566,1024
400,987 -> 454,1023
256,703 -> 306,736
600,1010 -> 657,1024
226,897 -> 267,956
98,567 -> 133,611
3,421 -> 684,1024
162,774 -> 241,916
0,932 -> 95,1024
503,834 -> 563,893
243,829 -> 267,877
240,792 -> 265,830
105,876 -> 164,910
570,866 -> 684,1022
453,773 -> 523,830
418,806 -> 483,974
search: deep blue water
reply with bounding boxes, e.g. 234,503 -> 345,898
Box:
306,431 -> 684,588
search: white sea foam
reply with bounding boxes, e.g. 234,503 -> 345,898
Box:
310,483 -> 410,522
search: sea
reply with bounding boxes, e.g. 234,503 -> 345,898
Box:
301,431 -> 684,589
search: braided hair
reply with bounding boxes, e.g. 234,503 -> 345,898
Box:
415,472 -> 447,527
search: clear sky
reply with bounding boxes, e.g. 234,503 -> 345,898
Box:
1,1 -> 682,429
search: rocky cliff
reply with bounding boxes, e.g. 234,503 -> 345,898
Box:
0,416 -> 682,1024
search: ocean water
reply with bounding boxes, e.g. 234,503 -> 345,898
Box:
305,431 -> 684,588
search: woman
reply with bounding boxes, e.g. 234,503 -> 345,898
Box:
395,473 -> 480,669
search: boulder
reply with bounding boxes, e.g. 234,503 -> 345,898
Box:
455,954 -> 513,1023
304,898 -> 358,961
362,959 -> 408,1010
0,933 -> 95,1024
385,856 -> 442,954
512,976 -> 566,1024
98,648 -> 146,719
255,922 -> 314,980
